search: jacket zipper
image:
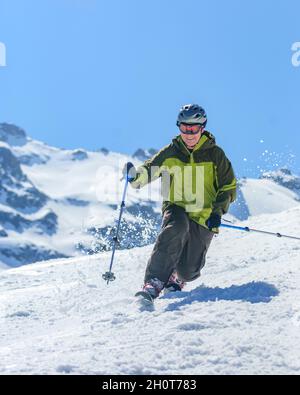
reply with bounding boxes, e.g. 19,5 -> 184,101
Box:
180,141 -> 194,164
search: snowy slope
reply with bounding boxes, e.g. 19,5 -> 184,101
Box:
1,206 -> 300,375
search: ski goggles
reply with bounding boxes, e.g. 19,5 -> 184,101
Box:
179,123 -> 203,135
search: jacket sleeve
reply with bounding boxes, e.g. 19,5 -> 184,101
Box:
130,145 -> 170,189
213,148 -> 237,216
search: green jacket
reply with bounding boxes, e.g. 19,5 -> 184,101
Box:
131,131 -> 237,229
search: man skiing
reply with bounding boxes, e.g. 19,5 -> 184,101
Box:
124,104 -> 237,301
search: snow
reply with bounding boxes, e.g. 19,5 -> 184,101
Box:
240,178 -> 299,216
16,142 -> 162,259
1,136 -> 163,266
2,129 -> 300,373
1,206 -> 300,375
21,145 -> 161,207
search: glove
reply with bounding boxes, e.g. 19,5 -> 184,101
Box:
206,213 -> 221,231
122,162 -> 136,182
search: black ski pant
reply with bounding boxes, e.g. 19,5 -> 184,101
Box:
144,204 -> 214,284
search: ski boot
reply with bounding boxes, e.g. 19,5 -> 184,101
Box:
164,271 -> 186,294
135,278 -> 164,303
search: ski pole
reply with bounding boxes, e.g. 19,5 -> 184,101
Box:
102,178 -> 129,284
220,223 -> 300,241
102,166 -> 132,285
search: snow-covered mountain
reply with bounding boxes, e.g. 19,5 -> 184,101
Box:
1,206 -> 300,374
0,123 -> 162,268
132,148 -> 158,161
261,168 -> 300,194
231,176 -> 300,220
1,122 -> 299,269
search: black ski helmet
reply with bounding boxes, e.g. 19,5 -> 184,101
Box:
176,104 -> 207,128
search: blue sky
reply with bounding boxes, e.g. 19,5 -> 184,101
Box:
0,0 -> 300,177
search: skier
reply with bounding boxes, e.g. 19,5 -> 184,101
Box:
124,104 -> 237,301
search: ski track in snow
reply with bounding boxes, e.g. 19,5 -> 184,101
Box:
1,208 -> 300,375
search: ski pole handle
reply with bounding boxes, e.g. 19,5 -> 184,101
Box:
122,162 -> 136,182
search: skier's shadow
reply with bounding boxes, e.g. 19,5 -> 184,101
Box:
163,281 -> 279,311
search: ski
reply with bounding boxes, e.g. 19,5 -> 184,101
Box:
135,291 -> 154,304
